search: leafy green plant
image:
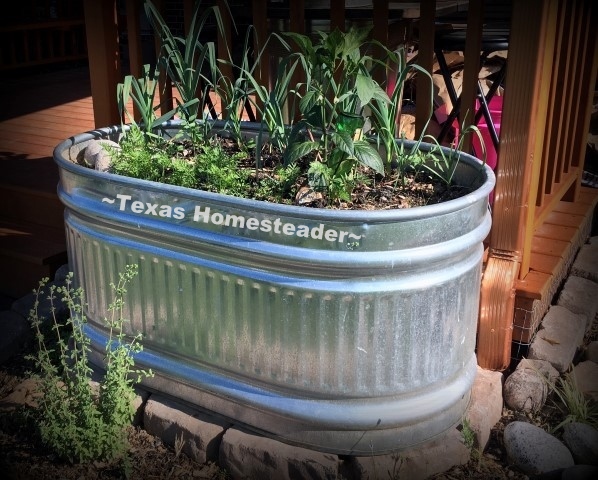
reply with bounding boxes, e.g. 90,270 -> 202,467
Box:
240,28 -> 299,158
110,126 -> 196,188
368,45 -> 434,175
215,26 -> 261,150
26,265 -> 152,466
193,142 -> 249,196
279,27 -> 386,201
108,2 -> 485,208
460,416 -> 476,451
421,118 -> 487,185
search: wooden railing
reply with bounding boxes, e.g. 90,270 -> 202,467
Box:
0,19 -> 87,70
478,0 -> 598,370
520,0 -> 597,278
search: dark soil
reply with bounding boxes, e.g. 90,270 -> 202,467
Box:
111,134 -> 476,211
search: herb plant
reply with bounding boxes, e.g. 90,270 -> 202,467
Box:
26,266 -> 152,467
549,372 -> 598,432
117,63 -> 185,138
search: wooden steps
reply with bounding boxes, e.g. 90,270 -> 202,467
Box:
513,186 -> 598,344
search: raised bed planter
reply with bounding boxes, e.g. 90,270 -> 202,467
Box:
53,121 -> 495,455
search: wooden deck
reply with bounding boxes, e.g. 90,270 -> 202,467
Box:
513,187 -> 598,347
0,64 -> 95,298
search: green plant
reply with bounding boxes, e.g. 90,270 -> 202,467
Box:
143,0 -> 226,124
368,45 -> 434,175
549,371 -> 598,432
278,27 -> 386,201
110,126 -> 197,188
421,118 -> 486,185
253,162 -> 301,203
460,416 -> 476,451
240,28 -> 299,158
26,265 -> 152,466
216,26 -> 261,150
109,2 -> 485,209
193,142 -> 249,196
117,63 -> 187,138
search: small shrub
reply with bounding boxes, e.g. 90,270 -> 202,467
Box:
26,265 -> 153,466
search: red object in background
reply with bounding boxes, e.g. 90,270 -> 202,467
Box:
434,95 -> 503,172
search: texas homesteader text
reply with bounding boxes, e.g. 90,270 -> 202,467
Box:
103,194 -> 362,243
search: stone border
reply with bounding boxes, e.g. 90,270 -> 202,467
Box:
502,236 -> 598,475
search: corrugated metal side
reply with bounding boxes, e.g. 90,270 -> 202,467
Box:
65,208 -> 484,397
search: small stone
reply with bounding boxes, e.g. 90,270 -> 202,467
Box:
95,155 -> 112,172
82,139 -> 120,169
503,421 -> 574,475
0,378 -> 41,411
503,367 -> 549,413
144,394 -> 229,464
570,241 -> 598,283
220,427 -> 339,480
468,367 -> 504,447
562,422 -> 598,465
295,186 -> 323,205
557,276 -> 598,332
528,306 -> 586,372
517,358 -> 560,382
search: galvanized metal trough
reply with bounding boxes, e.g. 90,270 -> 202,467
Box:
53,121 -> 495,455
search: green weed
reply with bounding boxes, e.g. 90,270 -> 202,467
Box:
549,371 -> 598,432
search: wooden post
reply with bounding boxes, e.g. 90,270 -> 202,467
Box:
330,0 -> 345,32
478,0 -> 550,370
564,0 -> 598,201
217,0 -> 234,84
125,0 -> 143,121
152,0 -> 173,116
125,0 -> 143,78
519,0 -> 558,279
289,0 -> 305,122
83,0 -> 122,127
372,0 -> 389,87
460,0 -> 483,152
415,0 -> 435,138
252,0 -> 268,119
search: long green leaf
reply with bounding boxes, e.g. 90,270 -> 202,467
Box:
353,141 -> 384,174
284,140 -> 319,164
330,131 -> 354,156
